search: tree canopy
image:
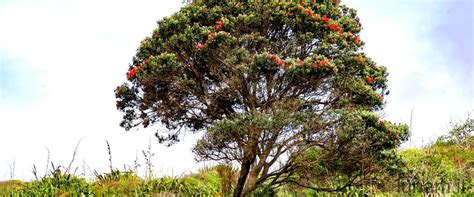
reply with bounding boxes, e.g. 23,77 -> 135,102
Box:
115,1 -> 409,196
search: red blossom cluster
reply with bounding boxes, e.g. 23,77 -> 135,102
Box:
354,56 -> 363,62
195,44 -> 205,49
267,53 -> 337,73
268,54 -> 286,67
127,59 -> 149,79
294,5 -> 303,12
328,24 -> 340,31
201,31 -> 231,48
127,66 -> 141,79
208,32 -> 216,40
216,21 -> 225,30
322,16 -> 329,22
367,77 -> 374,84
281,3 -> 320,18
379,120 -> 385,126
320,15 -> 341,32
349,34 -> 361,45
318,60 -> 328,66
298,60 -> 305,66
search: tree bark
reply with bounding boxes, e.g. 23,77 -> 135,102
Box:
234,157 -> 254,197
234,131 -> 258,197
242,166 -> 260,195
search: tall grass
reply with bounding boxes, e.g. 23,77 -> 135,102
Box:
1,137 -> 471,196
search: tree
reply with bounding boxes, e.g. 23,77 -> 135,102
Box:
115,1 -> 408,196
437,113 -> 473,149
287,110 -> 408,193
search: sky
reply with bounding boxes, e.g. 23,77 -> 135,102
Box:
0,0 -> 472,180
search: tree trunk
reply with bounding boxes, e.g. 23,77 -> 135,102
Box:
241,168 -> 259,196
234,157 -> 253,197
234,134 -> 258,197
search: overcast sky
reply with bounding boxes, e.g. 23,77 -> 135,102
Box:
0,0 -> 472,180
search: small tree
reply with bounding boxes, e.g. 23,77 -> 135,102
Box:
438,113 -> 473,149
115,1 -> 408,195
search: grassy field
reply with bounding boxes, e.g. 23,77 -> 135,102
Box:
0,161 -> 471,196
1,137 -> 472,196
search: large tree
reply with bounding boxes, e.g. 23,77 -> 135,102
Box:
115,0 -> 408,196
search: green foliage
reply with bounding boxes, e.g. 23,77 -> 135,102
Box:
437,114 -> 473,149
289,110 -> 409,191
248,183 -> 276,196
11,166 -> 92,196
398,148 -> 464,193
93,169 -> 142,195
392,117 -> 474,194
1,168 -> 225,196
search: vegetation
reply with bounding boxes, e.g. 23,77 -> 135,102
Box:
1,0 -> 471,196
0,145 -> 471,196
2,116 -> 471,196
115,0 -> 408,195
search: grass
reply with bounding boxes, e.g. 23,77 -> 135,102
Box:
1,138 -> 472,196
0,167 -> 226,196
1,168 -> 472,196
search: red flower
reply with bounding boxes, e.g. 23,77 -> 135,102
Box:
354,56 -> 363,62
286,12 -> 292,16
247,34 -> 254,39
354,37 -> 361,45
367,77 -> 374,84
305,9 -> 313,16
319,60 -> 328,66
216,21 -> 225,29
208,32 -> 216,39
312,63 -> 318,69
278,60 -> 285,67
379,120 -> 385,126
332,67 -> 338,72
298,60 -> 305,67
195,44 -> 205,49
127,69 -> 137,78
328,24 -> 340,31
322,15 -> 329,22
298,5 -> 304,12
